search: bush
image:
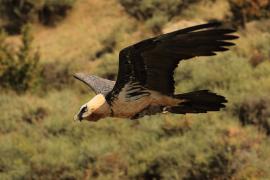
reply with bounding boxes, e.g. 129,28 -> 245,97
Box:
228,0 -> 270,27
118,0 -> 199,33
39,0 -> 76,26
94,52 -> 119,80
238,97 -> 270,135
94,26 -> 130,80
1,91 -> 270,179
95,28 -> 121,59
41,61 -> 74,91
118,0 -> 198,21
0,25 -> 40,92
184,148 -> 236,179
0,0 -> 76,34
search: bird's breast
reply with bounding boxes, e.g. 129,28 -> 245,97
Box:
110,85 -> 152,118
111,96 -> 151,118
110,84 -> 180,118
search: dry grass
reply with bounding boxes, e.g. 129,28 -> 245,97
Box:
179,0 -> 231,21
32,0 -> 131,63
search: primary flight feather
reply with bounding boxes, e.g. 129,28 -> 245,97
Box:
74,22 -> 238,121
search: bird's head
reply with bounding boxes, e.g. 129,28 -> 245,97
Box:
74,94 -> 109,122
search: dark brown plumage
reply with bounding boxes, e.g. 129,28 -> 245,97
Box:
106,22 -> 237,102
74,22 -> 238,121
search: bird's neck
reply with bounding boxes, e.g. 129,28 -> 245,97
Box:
94,100 -> 111,118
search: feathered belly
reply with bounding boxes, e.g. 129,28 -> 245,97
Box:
111,96 -> 151,118
111,89 -> 180,118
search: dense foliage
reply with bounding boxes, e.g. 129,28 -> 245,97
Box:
118,0 -> 270,30
0,0 -> 76,34
0,0 -> 270,179
118,0 -> 200,32
0,25 -> 40,92
229,0 -> 270,27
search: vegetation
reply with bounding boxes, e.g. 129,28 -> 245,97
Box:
0,0 -> 76,34
0,25 -> 40,92
118,0 -> 201,33
0,0 -> 270,179
229,0 -> 270,27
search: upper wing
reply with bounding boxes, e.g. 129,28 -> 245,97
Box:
106,22 -> 238,102
74,73 -> 115,95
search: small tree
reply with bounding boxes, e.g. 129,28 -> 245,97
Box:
0,25 -> 40,92
0,0 -> 77,34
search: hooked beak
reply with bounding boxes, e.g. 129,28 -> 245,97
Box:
74,111 -> 84,121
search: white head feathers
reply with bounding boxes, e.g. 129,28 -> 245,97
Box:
86,94 -> 106,111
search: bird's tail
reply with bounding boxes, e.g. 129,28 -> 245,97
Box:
168,90 -> 227,114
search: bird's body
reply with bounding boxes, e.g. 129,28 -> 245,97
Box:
79,90 -> 180,121
111,89 -> 181,118
74,22 -> 238,122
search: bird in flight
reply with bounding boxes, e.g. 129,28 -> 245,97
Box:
74,22 -> 238,122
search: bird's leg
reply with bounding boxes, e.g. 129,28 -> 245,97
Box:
131,105 -> 164,120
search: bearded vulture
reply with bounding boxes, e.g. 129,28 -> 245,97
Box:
74,22 -> 238,121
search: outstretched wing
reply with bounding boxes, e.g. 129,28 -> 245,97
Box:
74,73 -> 115,95
106,22 -> 238,102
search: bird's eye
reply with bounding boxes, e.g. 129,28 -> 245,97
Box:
82,106 -> 88,113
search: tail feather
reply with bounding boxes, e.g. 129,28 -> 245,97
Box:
168,90 -> 227,114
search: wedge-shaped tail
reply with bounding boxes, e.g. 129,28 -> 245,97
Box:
169,90 -> 227,114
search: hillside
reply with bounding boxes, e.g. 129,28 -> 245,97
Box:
34,0 -> 130,62
1,0 -> 270,179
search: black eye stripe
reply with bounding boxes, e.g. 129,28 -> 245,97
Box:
81,106 -> 88,113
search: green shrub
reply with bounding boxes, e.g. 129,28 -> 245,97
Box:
0,92 -> 49,133
118,0 -> 197,21
40,61 -> 74,91
94,26 -> 131,80
238,97 -> 270,135
95,28 -> 121,59
39,0 -> 76,26
94,52 -> 119,80
1,90 -> 270,179
118,0 -> 200,32
0,25 -> 40,92
0,0 -> 76,34
228,0 -> 270,27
